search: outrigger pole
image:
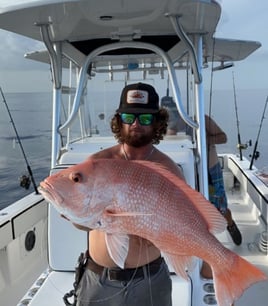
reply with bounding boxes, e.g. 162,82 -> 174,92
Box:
0,87 -> 39,194
249,95 -> 268,170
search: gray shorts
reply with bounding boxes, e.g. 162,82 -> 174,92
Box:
75,258 -> 172,306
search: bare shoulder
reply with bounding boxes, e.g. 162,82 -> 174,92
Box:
88,144 -> 121,160
152,149 -> 184,179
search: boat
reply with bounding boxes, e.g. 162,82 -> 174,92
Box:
0,1 -> 267,305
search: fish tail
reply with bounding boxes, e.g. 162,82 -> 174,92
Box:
213,254 -> 267,306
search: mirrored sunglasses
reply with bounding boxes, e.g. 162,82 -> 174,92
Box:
120,113 -> 154,126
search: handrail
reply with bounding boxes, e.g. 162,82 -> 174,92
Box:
39,24 -> 62,167
39,24 -> 62,89
59,41 -> 198,132
168,14 -> 202,84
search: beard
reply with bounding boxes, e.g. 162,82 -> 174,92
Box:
121,129 -> 154,147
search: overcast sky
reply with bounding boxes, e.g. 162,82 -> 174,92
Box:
0,0 -> 268,93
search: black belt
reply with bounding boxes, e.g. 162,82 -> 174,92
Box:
86,256 -> 163,281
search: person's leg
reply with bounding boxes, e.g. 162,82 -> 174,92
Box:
224,209 -> 242,246
76,269 -> 127,306
200,261 -> 213,279
125,260 -> 172,306
76,258 -> 172,306
209,163 -> 242,245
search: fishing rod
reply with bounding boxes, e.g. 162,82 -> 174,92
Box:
0,87 -> 39,194
249,95 -> 268,170
232,72 -> 247,161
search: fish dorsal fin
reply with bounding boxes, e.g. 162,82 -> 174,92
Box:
105,233 -> 129,268
133,160 -> 226,235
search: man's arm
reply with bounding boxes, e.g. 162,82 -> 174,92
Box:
205,115 -> 227,145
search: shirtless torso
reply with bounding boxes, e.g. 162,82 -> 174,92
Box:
84,143 -> 184,269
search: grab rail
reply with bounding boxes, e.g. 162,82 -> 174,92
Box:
59,41 -> 198,132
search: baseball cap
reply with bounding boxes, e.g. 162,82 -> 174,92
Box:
116,82 -> 159,114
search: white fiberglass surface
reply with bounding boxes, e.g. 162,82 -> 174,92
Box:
0,0 -> 77,12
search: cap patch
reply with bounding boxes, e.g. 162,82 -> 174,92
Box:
127,90 -> 148,105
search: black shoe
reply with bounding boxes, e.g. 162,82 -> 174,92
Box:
227,222 -> 242,245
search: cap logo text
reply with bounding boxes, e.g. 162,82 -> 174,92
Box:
127,90 -> 148,105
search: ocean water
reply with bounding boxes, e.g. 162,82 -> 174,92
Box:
0,89 -> 268,210
0,92 -> 52,209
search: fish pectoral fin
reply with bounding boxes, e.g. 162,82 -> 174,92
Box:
163,253 -> 197,280
105,233 -> 129,269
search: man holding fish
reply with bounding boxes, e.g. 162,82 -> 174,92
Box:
70,83 -> 183,305
40,83 -> 266,306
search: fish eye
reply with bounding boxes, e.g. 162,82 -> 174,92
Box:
70,172 -> 82,183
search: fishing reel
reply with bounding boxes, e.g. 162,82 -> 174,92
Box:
237,143 -> 248,150
237,139 -> 252,150
19,174 -> 31,190
249,150 -> 260,161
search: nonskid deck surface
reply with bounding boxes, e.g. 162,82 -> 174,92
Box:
218,188 -> 263,245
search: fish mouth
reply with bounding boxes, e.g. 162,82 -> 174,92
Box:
39,181 -> 64,205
